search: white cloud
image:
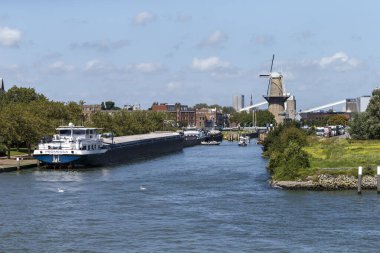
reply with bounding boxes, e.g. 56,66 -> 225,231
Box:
134,63 -> 163,73
167,81 -> 181,91
133,11 -> 155,25
70,40 -> 129,51
316,52 -> 359,70
199,31 -> 227,47
85,59 -> 114,73
192,57 -> 231,71
48,61 -> 75,73
0,27 -> 21,47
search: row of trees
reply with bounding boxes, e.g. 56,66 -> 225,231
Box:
229,110 -> 275,127
89,110 -> 174,136
0,86 -> 83,157
349,89 -> 380,139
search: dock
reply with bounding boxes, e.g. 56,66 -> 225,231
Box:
0,158 -> 38,173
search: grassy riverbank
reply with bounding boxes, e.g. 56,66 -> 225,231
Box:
298,138 -> 380,179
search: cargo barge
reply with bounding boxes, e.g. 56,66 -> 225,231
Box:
33,124 -> 183,167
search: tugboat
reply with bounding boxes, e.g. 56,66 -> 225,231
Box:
33,123 -> 183,167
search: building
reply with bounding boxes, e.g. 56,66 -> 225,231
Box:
345,96 -> 370,113
151,102 -> 196,127
124,104 -> 141,111
358,96 -> 370,112
0,78 -> 5,93
82,104 -> 102,121
285,96 -> 297,120
300,111 -> 351,126
346,98 -> 359,113
233,95 -> 244,111
195,107 -> 224,129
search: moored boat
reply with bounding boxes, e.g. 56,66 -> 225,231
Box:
33,123 -> 183,167
238,136 -> 250,146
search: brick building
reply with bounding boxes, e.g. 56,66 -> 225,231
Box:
151,103 -> 196,127
195,108 -> 224,129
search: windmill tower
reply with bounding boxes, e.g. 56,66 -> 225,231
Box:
260,55 -> 289,124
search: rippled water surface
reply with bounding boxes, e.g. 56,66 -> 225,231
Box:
1,141 -> 380,252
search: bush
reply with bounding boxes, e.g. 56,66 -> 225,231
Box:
271,141 -> 310,180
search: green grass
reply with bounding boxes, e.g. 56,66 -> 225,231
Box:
9,148 -> 30,156
298,137 -> 380,179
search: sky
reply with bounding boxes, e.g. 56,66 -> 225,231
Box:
0,0 -> 380,110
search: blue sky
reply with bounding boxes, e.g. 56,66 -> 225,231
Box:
0,0 -> 379,110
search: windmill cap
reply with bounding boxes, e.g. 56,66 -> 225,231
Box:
270,72 -> 282,78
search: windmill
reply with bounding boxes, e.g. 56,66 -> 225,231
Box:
260,54 -> 289,124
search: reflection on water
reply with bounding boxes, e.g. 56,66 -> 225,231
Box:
1,141 -> 380,252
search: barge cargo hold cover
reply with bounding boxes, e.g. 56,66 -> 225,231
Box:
33,124 -> 183,167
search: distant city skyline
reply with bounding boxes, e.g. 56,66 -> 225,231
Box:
0,0 -> 379,110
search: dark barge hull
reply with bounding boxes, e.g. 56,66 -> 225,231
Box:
80,135 -> 183,166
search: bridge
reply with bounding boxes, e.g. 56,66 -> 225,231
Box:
239,101 -> 268,112
239,99 -> 349,114
300,100 -> 346,113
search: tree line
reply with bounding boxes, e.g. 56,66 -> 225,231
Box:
0,86 -> 83,157
0,86 -> 175,158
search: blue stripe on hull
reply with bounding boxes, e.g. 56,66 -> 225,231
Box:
34,155 -> 81,164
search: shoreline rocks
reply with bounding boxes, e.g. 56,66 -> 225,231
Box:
271,174 -> 377,190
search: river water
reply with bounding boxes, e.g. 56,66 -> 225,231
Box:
1,141 -> 380,252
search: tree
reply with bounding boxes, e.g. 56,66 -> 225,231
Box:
327,115 -> 348,126
222,106 -> 236,114
105,101 -> 115,110
349,88 -> 380,139
3,86 -> 47,104
193,103 -> 209,109
256,110 -> 275,127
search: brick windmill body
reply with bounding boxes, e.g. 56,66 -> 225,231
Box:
260,55 -> 289,125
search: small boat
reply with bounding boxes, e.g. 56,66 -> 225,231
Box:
238,136 -> 249,146
201,141 -> 221,145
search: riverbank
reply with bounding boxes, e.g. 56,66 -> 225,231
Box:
271,174 -> 377,190
269,137 -> 380,190
0,158 -> 38,173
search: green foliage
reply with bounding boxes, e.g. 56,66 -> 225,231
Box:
0,87 -> 84,157
272,142 -> 310,180
349,88 -> 380,139
264,123 -> 310,180
230,110 -> 275,127
256,110 -> 275,127
89,110 -> 173,136
104,101 -> 116,110
327,115 -> 348,126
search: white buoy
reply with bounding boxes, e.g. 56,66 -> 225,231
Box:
377,166 -> 380,194
358,166 -> 363,194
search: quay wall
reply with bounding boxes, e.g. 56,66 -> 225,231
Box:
271,174 -> 377,190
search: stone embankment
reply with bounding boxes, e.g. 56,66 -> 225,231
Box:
271,174 -> 377,190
